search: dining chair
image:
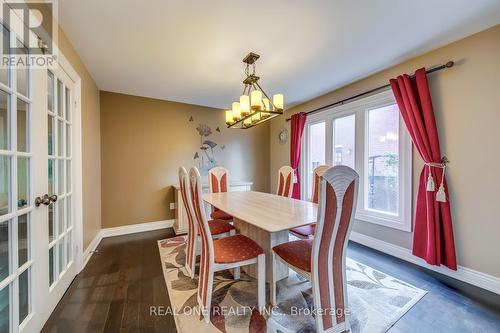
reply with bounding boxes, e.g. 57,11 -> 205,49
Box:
276,165 -> 294,197
290,164 -> 330,239
271,165 -> 359,333
178,166 -> 235,278
189,166 -> 266,323
208,167 -> 233,221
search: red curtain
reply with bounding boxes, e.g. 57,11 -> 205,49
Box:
390,68 -> 457,270
290,112 -> 307,199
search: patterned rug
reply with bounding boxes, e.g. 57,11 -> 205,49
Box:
158,236 -> 426,333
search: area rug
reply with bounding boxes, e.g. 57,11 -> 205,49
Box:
157,236 -> 426,333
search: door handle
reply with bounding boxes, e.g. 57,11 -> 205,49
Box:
35,194 -> 58,207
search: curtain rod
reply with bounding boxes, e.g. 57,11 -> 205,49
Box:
285,61 -> 454,121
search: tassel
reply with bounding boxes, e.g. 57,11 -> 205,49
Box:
426,171 -> 435,191
436,184 -> 446,202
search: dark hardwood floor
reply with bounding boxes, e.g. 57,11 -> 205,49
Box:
41,229 -> 177,333
42,229 -> 500,333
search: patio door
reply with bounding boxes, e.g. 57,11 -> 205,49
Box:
0,24 -> 81,333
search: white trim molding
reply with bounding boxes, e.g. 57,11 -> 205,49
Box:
350,232 -> 500,295
81,230 -> 103,271
81,219 -> 175,271
100,219 -> 175,238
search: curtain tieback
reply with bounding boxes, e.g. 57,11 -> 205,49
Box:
424,156 -> 450,203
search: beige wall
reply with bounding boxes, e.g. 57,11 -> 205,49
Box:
270,25 -> 500,278
57,29 -> 101,250
100,92 -> 270,228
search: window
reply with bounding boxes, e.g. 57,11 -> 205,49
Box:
302,90 -> 412,231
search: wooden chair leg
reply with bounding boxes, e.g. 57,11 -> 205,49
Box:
257,254 -> 266,312
203,270 -> 215,324
271,251 -> 277,306
233,266 -> 240,280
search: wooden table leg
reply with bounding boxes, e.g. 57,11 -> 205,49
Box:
233,218 -> 289,283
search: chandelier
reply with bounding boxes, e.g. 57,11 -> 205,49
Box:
226,52 -> 284,129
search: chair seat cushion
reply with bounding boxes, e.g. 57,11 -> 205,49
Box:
273,239 -> 313,272
199,219 -> 235,236
214,235 -> 264,264
290,224 -> 316,238
210,210 -> 233,220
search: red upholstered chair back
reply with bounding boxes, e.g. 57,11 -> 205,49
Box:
311,165 -> 330,204
188,167 -> 215,307
276,165 -> 294,197
311,165 -> 359,332
178,167 -> 197,275
208,167 -> 229,193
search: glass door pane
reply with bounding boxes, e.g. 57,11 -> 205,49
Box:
366,104 -> 400,214
306,122 -> 326,199
333,114 -> 356,168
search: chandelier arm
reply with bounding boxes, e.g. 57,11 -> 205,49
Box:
254,81 -> 278,109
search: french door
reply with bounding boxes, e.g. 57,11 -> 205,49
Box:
0,23 -> 80,333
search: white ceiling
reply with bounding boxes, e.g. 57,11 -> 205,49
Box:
59,0 -> 500,109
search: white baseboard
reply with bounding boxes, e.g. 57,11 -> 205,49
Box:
80,219 -> 175,271
100,219 -> 175,238
81,229 -> 103,270
350,231 -> 500,295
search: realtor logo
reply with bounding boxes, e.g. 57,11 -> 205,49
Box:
2,0 -> 58,68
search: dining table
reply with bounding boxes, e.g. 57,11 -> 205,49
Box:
203,191 -> 318,282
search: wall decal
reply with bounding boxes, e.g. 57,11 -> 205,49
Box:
195,123 -> 219,174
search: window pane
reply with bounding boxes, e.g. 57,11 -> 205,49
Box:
49,246 -> 54,286
58,241 -> 64,275
66,160 -> 71,192
308,122 -> 325,198
19,269 -> 29,324
58,159 -> 64,195
57,80 -> 63,117
66,232 -> 72,266
0,221 -> 8,281
16,40 -> 28,96
17,157 -> 28,209
367,104 -> 399,214
47,115 -> 54,155
333,114 -> 355,168
48,159 -> 54,195
66,124 -> 71,157
47,72 -> 54,112
0,90 -> 9,150
66,196 -> 71,229
48,203 -> 54,243
58,199 -> 64,235
0,156 -> 10,216
48,203 -> 55,243
17,99 -> 28,152
0,285 -> 9,332
0,27 -> 9,86
18,214 -> 28,267
57,120 -> 63,156
65,88 -> 71,121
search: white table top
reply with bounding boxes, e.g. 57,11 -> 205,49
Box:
203,191 -> 318,233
